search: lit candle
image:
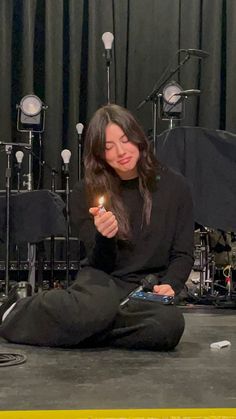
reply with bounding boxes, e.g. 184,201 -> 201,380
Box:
98,196 -> 106,213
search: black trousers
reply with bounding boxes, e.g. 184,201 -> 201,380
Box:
0,267 -> 185,350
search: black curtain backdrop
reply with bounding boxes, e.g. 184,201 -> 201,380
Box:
0,0 -> 235,190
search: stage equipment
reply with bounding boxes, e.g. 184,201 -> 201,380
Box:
0,142 -> 31,296
159,84 -> 201,128
15,151 -> 24,192
0,353 -> 27,367
155,126 -> 236,233
179,48 -> 210,59
193,228 -> 214,298
187,227 -> 236,307
49,168 -> 59,288
16,95 -> 47,289
158,81 -> 183,128
120,274 -> 159,307
137,48 -> 209,154
16,94 -> 47,133
0,189 -> 67,294
102,32 -> 114,104
61,149 -> 72,288
16,95 -> 47,190
76,123 -> 84,182
15,150 -> 25,279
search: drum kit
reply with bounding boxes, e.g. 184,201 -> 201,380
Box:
188,227 -> 236,306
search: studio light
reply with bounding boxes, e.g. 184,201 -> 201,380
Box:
159,81 -> 184,120
17,94 -> 47,133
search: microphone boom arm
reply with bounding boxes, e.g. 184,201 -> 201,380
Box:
137,54 -> 191,110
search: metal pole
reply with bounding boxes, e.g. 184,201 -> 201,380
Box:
106,65 -> 111,104
65,174 -> 70,288
4,145 -> 12,296
152,101 -> 158,155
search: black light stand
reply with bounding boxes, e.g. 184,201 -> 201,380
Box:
50,168 -> 58,287
16,94 -> 47,292
15,150 -> 24,280
61,150 -> 71,288
0,141 -> 31,297
24,131 -> 36,292
102,32 -> 114,104
76,123 -> 84,182
5,145 -> 12,297
64,171 -> 70,289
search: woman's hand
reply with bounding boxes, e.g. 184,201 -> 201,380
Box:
153,284 -> 175,296
89,207 -> 118,238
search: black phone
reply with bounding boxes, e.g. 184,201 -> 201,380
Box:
130,290 -> 174,305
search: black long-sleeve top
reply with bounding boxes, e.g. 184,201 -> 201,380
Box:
70,167 -> 194,294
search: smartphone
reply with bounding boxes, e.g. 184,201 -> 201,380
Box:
130,290 -> 174,305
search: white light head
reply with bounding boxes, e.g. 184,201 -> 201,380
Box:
15,150 -> 24,164
102,32 -> 114,50
76,123 -> 84,135
61,149 -> 71,164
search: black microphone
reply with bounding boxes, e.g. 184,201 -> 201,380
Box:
184,48 -> 210,59
61,149 -> 71,174
102,32 -> 114,65
120,274 -> 159,307
167,89 -> 201,105
172,89 -> 201,97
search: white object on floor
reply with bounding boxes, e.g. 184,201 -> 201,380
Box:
210,340 -> 231,350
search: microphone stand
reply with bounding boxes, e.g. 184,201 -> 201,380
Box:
137,54 -> 191,155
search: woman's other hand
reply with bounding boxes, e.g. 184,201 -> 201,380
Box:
153,284 -> 175,296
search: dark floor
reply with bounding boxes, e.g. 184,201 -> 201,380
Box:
0,305 -> 235,411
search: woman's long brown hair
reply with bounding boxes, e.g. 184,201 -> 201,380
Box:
83,104 -> 161,240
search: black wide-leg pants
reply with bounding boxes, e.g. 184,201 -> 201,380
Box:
0,268 -> 185,350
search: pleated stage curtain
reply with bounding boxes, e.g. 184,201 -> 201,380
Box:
0,0 -> 236,190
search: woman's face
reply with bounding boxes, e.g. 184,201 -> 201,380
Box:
104,123 -> 140,180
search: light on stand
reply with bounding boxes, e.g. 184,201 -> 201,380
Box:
102,32 -> 114,65
61,149 -> 72,288
16,94 -> 47,292
76,123 -> 84,136
16,94 -> 47,191
137,48 -> 208,153
102,32 -> 114,104
159,82 -> 201,129
61,149 -> 71,174
15,150 -> 24,165
158,81 -> 184,128
15,150 -> 24,192
17,94 -> 47,133
76,123 -> 84,182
